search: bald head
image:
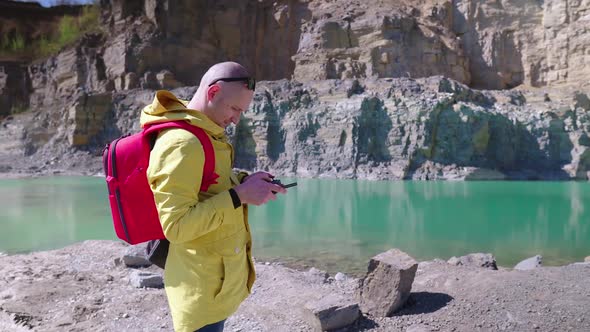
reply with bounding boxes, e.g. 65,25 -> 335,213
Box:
188,62 -> 255,128
198,62 -> 251,89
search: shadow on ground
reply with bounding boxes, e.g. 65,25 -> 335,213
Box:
341,292 -> 454,331
394,292 -> 454,316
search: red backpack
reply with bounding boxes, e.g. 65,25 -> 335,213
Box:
103,120 -> 219,245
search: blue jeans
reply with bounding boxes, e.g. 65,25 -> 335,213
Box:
194,320 -> 225,332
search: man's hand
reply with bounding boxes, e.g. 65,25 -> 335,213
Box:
241,171 -> 270,183
233,172 -> 287,206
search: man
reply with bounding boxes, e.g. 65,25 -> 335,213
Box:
140,62 -> 286,332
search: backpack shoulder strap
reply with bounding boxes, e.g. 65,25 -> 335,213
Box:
143,121 -> 219,192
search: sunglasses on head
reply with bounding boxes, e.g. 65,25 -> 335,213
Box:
208,77 -> 256,91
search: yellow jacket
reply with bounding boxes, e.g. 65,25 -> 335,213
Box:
141,91 -> 255,332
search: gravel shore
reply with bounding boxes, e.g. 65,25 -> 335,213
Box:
1,241 -> 589,331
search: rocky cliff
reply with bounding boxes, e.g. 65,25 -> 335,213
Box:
0,0 -> 589,180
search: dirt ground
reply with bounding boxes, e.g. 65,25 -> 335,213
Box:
0,240 -> 589,332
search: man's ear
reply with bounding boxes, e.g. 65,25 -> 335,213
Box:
207,85 -> 220,102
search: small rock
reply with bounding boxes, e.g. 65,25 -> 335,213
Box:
123,245 -> 152,268
334,272 -> 347,282
585,256 -> 590,263
305,267 -> 329,282
543,93 -> 551,102
406,324 -> 432,332
447,256 -> 460,266
122,313 -> 129,318
113,257 -> 123,266
129,271 -> 163,289
447,253 -> 497,270
303,294 -> 360,331
514,255 -> 542,270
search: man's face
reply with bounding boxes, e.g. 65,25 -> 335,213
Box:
206,83 -> 254,128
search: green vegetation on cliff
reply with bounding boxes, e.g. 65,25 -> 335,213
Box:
0,4 -> 100,60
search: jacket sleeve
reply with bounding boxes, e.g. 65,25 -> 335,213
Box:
235,171 -> 249,183
146,129 -> 235,244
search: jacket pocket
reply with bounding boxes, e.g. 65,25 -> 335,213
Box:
213,231 -> 249,302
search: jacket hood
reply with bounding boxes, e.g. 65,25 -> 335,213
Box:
140,90 -> 225,138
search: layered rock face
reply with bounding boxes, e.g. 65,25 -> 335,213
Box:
0,0 -> 590,180
99,0 -> 310,89
44,76 -> 586,180
225,77 -> 590,180
453,0 -> 590,89
292,0 -> 470,83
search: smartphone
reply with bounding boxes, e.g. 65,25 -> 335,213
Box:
282,182 -> 297,188
270,179 -> 297,190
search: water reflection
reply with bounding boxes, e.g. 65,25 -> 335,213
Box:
1,177 -> 588,274
0,177 -> 112,253
250,179 -> 590,272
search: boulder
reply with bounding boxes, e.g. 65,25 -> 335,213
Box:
303,294 -> 360,331
358,249 -> 417,317
447,253 -> 498,270
129,271 -> 163,289
514,255 -> 542,270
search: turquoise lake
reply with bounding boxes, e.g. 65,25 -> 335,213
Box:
1,176 -> 588,274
